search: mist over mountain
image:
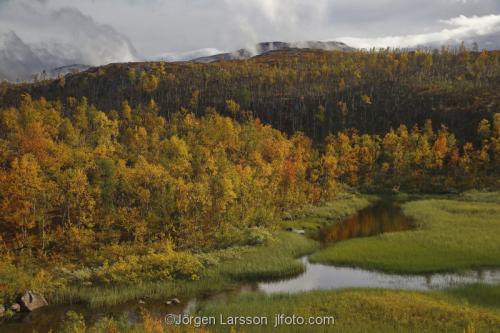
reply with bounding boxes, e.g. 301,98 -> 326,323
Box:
0,38 -> 356,81
0,31 -> 96,81
0,5 -> 139,82
187,41 -> 354,63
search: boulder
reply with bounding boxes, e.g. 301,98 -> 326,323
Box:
166,298 -> 181,306
19,290 -> 48,312
10,303 -> 21,312
293,229 -> 305,235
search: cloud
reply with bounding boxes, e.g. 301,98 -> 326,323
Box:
0,31 -> 44,81
337,14 -> 500,49
1,0 -> 500,81
224,0 -> 329,25
220,0 -> 331,49
156,48 -> 224,62
0,0 -> 139,81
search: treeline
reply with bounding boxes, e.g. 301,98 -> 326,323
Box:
0,95 -> 499,259
323,118 -> 499,191
1,47 -> 499,144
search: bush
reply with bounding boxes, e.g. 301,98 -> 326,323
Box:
0,255 -> 29,302
244,227 -> 275,246
93,242 -> 201,284
0,255 -> 65,302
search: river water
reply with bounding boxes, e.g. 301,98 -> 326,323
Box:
3,200 -> 500,332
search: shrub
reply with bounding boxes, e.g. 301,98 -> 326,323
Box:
93,242 -> 201,284
244,227 -> 275,246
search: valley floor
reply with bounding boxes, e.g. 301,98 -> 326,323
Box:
4,191 -> 500,333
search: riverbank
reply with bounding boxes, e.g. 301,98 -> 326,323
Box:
49,232 -> 319,308
310,192 -> 500,273
8,193 -> 376,309
58,285 -> 500,333
281,193 -> 374,233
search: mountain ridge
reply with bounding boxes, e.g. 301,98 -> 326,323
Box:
190,41 -> 355,63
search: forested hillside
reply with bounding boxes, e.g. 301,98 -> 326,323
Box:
1,47 -> 499,143
0,48 -> 499,302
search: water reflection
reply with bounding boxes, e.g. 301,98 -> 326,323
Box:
261,201 -> 500,294
318,200 -> 414,243
259,257 -> 500,294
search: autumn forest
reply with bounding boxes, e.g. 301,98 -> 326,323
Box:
1,48 -> 500,332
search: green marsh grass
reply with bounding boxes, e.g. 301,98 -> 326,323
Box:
195,288 -> 500,333
444,283 -> 500,310
310,192 -> 500,273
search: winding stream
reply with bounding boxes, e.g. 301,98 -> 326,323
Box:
3,200 -> 500,333
259,256 -> 500,293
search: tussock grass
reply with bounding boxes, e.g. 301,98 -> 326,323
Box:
310,192 -> 500,273
214,233 -> 319,281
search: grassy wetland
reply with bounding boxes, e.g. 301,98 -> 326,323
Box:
189,192 -> 500,333
194,288 -> 500,333
26,193 -> 500,332
50,231 -> 320,308
54,285 -> 500,333
310,192 -> 500,274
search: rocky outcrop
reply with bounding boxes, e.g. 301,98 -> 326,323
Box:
19,290 -> 48,312
10,303 -> 21,312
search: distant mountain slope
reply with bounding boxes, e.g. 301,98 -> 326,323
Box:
47,64 -> 91,79
2,47 -> 497,146
191,41 -> 354,63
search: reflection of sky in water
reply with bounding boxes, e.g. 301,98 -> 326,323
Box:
259,257 -> 500,294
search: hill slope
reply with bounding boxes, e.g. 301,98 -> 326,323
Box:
1,48 -> 499,143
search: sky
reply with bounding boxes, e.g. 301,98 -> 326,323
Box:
1,0 -> 500,80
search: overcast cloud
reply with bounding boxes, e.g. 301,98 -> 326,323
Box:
0,0 -> 499,80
